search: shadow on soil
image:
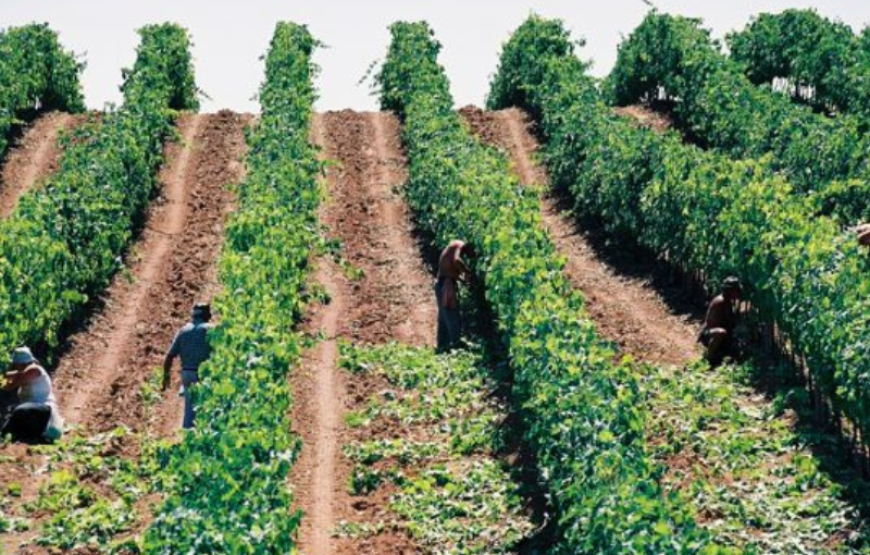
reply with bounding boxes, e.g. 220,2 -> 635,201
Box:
548,178 -> 870,528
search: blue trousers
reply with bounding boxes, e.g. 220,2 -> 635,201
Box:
181,370 -> 199,429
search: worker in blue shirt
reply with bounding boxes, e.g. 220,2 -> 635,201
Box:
163,302 -> 214,429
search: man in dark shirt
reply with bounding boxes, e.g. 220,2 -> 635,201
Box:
163,303 -> 213,429
699,277 -> 742,368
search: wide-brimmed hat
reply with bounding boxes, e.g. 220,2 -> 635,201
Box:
11,347 -> 35,365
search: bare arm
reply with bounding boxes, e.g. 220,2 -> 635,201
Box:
4,366 -> 41,389
704,297 -> 727,329
456,259 -> 471,282
162,330 -> 183,391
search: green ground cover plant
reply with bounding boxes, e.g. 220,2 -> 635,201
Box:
25,428 -> 163,553
645,360 -> 870,553
339,343 -> 532,553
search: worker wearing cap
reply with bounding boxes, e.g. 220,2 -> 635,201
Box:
163,303 -> 214,429
699,277 -> 742,368
1,347 -> 63,442
856,223 -> 870,247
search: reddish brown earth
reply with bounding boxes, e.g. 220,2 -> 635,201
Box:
613,104 -> 675,132
292,110 -> 436,555
55,110 -> 249,435
461,106 -> 700,366
0,111 -> 249,554
0,112 -> 83,218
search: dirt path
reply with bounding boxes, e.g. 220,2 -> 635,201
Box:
293,115 -> 347,555
292,110 -> 435,555
1,111 -> 249,554
461,106 -> 700,366
54,110 -> 249,435
0,112 -> 79,218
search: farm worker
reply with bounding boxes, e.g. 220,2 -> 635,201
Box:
435,240 -> 474,352
163,302 -> 214,429
698,277 -> 742,368
857,223 -> 870,247
1,347 -> 64,443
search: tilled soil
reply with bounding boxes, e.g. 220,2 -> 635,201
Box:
55,110 -> 249,435
0,110 -> 249,554
292,110 -> 436,555
460,105 -> 700,366
0,111 -> 84,218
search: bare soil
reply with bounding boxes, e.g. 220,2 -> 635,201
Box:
613,104 -> 675,132
54,110 -> 249,435
0,112 -> 83,218
0,111 -> 249,554
460,106 -> 700,366
292,110 -> 435,555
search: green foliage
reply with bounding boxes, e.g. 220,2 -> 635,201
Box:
645,361 -> 870,552
39,497 -> 135,552
488,13 -> 870,516
349,465 -> 388,495
380,20 -> 720,554
5,427 -> 164,552
340,343 -> 532,553
32,468 -> 137,551
0,23 -> 84,156
0,23 -> 198,365
341,342 -> 499,432
808,178 -> 870,223
605,11 -> 870,215
122,24 -> 199,111
142,22 -> 321,554
392,461 -> 529,554
728,9 -> 870,121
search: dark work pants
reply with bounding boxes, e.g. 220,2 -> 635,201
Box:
181,370 -> 198,429
435,280 -> 461,352
1,402 -> 51,443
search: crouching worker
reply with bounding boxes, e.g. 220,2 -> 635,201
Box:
699,276 -> 742,368
163,303 -> 213,429
856,223 -> 870,248
435,240 -> 474,353
1,347 -> 63,443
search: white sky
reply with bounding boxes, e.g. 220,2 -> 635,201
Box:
2,0 -> 870,113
